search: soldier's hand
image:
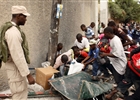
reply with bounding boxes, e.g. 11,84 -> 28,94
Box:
27,74 -> 35,85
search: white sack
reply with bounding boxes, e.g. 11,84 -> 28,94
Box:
68,59 -> 84,75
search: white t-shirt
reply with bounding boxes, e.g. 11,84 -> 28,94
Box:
108,35 -> 127,75
74,37 -> 89,50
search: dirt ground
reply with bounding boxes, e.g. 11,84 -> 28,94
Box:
0,64 -> 134,100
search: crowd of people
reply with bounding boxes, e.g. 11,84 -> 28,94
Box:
1,5 -> 140,100
53,21 -> 140,100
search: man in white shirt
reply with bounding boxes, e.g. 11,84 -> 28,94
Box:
100,27 -> 127,84
74,33 -> 89,52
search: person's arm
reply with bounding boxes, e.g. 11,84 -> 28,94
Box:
123,35 -> 133,47
81,50 -> 94,65
119,30 -> 133,47
84,57 -> 95,65
27,74 -> 35,84
81,56 -> 90,64
100,52 -> 118,58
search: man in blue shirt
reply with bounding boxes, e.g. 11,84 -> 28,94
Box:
80,24 -> 95,41
82,39 -> 99,77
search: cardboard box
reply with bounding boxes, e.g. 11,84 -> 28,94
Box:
35,66 -> 59,90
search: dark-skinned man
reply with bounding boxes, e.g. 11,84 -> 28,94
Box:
0,6 -> 35,99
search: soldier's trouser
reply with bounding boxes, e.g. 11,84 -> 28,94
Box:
5,61 -> 28,100
9,79 -> 28,100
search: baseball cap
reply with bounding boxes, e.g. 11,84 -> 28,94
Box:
11,6 -> 30,16
89,39 -> 97,45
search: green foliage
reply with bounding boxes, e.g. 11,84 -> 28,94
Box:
108,2 -> 125,22
108,0 -> 140,23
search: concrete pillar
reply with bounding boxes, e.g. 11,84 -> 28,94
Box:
93,0 -> 99,36
100,0 -> 108,27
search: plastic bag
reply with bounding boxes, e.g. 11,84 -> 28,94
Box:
68,59 -> 84,75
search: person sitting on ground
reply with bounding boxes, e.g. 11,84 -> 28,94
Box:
53,46 -> 87,75
56,43 -> 63,57
100,22 -> 106,34
53,48 -> 74,70
82,39 -> 100,79
74,33 -> 90,52
72,46 -> 88,63
88,22 -> 95,30
46,43 -> 63,61
80,24 -> 95,40
94,22 -> 105,41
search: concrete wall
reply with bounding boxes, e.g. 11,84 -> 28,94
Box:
0,0 -> 98,68
100,0 -> 108,27
59,0 -> 98,52
0,0 -> 52,68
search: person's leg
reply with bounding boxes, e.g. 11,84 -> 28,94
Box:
92,61 -> 99,76
105,64 -> 125,100
110,64 -> 124,85
117,65 -> 140,96
117,67 -> 133,95
5,61 -> 28,100
59,65 -> 65,76
106,63 -> 114,75
99,63 -> 111,77
10,78 -> 28,100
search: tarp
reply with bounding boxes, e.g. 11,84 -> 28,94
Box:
79,80 -> 113,99
49,72 -> 113,100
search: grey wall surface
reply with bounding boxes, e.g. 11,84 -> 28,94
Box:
59,0 -> 95,52
0,0 -> 96,68
0,0 -> 52,68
